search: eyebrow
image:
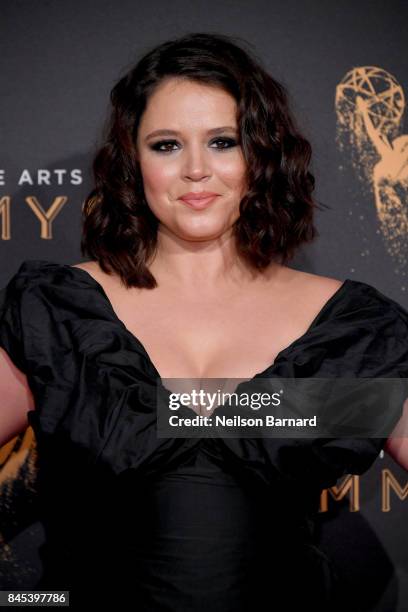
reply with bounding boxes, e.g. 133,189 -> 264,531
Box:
144,126 -> 238,141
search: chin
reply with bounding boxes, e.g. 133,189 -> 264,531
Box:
174,222 -> 232,241
174,211 -> 238,237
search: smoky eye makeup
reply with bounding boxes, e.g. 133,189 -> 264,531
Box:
148,136 -> 239,153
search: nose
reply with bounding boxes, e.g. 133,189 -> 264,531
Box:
182,143 -> 211,181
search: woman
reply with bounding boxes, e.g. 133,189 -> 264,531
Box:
0,32 -> 407,610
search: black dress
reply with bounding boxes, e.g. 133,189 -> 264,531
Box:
1,260 -> 408,611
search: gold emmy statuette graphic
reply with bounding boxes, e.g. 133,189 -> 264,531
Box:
336,66 -> 408,273
0,427 -> 38,577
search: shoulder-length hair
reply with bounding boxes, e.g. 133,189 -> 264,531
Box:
80,32 -> 325,288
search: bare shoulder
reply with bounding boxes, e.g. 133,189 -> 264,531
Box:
295,269 -> 344,291
271,268 -> 345,329
287,268 -> 345,302
71,261 -> 97,272
272,265 -> 344,303
70,260 -> 119,290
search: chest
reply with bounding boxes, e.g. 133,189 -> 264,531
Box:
107,289 -> 313,380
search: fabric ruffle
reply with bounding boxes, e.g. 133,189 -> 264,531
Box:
1,259 -> 407,492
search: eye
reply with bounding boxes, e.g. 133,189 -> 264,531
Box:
150,140 -> 178,153
210,137 -> 238,150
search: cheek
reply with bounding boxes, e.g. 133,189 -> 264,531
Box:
216,156 -> 247,192
139,157 -> 177,199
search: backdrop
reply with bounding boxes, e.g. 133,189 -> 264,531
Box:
0,1 -> 407,609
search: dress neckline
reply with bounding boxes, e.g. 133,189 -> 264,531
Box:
59,262 -> 352,382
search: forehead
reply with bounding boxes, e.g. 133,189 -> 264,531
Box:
138,78 -> 238,131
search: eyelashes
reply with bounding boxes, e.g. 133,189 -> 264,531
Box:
149,137 -> 239,154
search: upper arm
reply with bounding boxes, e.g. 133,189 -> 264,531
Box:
385,397 -> 408,472
0,346 -> 34,447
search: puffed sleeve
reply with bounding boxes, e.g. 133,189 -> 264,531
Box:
0,261 -> 80,402
306,288 -> 408,487
213,281 -> 408,491
0,261 -> 116,445
0,260 -> 199,476
0,267 -> 28,374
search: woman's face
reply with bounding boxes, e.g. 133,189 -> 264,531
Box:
135,78 -> 248,242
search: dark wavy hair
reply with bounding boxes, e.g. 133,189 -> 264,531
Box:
80,32 -> 325,289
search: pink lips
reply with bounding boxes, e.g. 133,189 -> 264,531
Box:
179,192 -> 219,210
